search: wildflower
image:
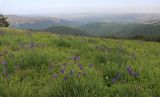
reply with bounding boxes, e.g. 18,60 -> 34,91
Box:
73,56 -> 80,61
126,65 -> 133,75
111,73 -> 122,84
52,74 -> 58,79
63,76 -> 67,81
88,64 -> 94,68
106,76 -> 109,80
111,77 -> 116,84
126,66 -> 139,78
60,68 -> 65,74
78,64 -> 83,69
29,42 -> 36,48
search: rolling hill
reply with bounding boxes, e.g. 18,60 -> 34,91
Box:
78,22 -> 140,36
78,22 -> 160,40
7,15 -> 82,30
6,15 -> 160,41
42,26 -> 89,36
0,28 -> 160,97
7,14 -> 160,30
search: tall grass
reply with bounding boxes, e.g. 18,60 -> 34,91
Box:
0,28 -> 159,97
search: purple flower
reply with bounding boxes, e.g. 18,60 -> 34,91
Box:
88,64 -> 94,68
60,68 -> 65,74
78,64 -> 83,69
73,56 -> 80,61
29,42 -> 36,48
63,76 -> 67,81
52,74 -> 58,79
126,66 -> 139,78
29,44 -> 34,48
126,65 -> 133,75
111,77 -> 117,84
111,73 -> 122,84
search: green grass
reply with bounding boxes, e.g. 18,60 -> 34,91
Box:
0,28 -> 160,97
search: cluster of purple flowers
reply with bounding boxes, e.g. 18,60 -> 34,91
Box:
27,42 -> 47,49
1,61 -> 11,79
72,56 -> 80,61
28,42 -> 37,48
88,64 -> 94,68
50,55 -> 94,81
111,73 -> 122,84
126,65 -> 139,78
1,60 -> 21,80
110,65 -> 139,84
52,74 -> 58,79
78,64 -> 83,69
60,68 -> 65,74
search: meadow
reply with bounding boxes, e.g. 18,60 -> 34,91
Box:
0,28 -> 160,97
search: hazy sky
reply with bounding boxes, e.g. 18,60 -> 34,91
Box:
0,0 -> 160,15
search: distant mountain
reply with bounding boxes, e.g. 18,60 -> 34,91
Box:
78,22 -> 160,39
42,26 -> 89,36
122,23 -> 160,37
78,22 -> 139,36
7,14 -> 160,30
6,14 -> 160,40
7,15 -> 82,30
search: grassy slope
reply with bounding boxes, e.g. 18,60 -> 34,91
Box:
78,22 -> 134,36
42,26 -> 89,36
0,28 -> 160,97
78,22 -> 160,38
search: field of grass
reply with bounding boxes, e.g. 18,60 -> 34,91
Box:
0,28 -> 160,97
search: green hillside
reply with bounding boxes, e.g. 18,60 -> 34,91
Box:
78,22 -> 160,39
0,28 -> 160,97
112,23 -> 160,37
79,22 -> 130,36
43,26 -> 89,36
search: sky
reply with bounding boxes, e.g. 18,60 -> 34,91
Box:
0,0 -> 160,15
